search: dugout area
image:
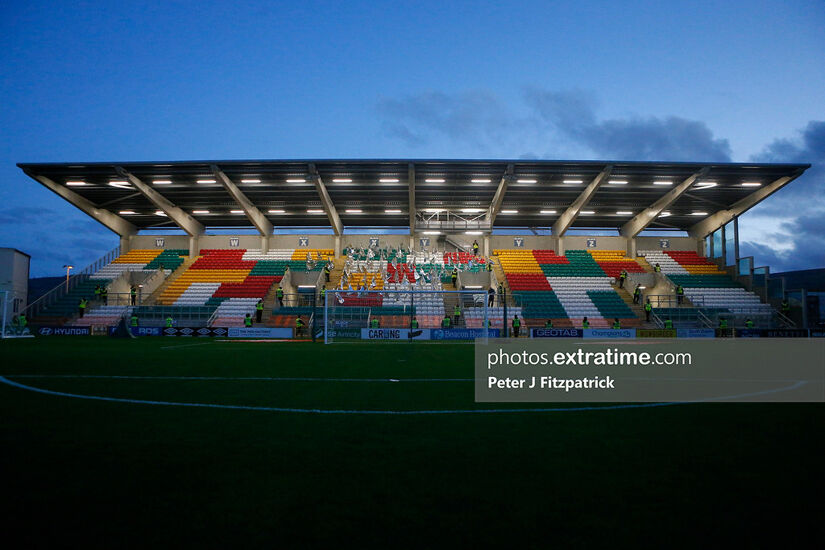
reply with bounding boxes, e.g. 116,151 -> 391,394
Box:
1,337 -> 822,546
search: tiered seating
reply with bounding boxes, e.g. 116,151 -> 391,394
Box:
587,250 -> 646,279
72,305 -> 132,326
465,306 -> 524,328
494,248 -> 637,327
665,251 -> 724,274
155,249 -> 295,325
91,249 -> 186,280
640,250 -> 771,316
291,248 -> 334,261
638,250 -> 687,274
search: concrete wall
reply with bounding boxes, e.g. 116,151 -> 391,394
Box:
128,233 -> 703,258
0,248 -> 30,317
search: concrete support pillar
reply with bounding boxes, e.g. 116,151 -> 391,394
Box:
626,237 -> 636,258
334,235 -> 341,259
410,235 -> 415,250
557,236 -> 565,256
261,235 -> 270,254
188,235 -> 199,258
119,234 -> 132,254
483,236 -> 490,257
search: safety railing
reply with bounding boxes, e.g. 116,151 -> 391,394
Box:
23,245 -> 121,318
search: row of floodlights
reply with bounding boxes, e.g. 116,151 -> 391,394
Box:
116,208 -> 709,217
64,178 -> 765,188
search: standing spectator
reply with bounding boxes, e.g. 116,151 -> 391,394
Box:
618,270 -> 627,289
165,315 -> 174,328
511,315 -> 521,338
488,287 -> 495,307
276,286 -> 284,308
295,315 -> 306,337
18,313 -> 27,335
101,286 -> 108,305
654,263 -> 661,273
675,284 -> 684,305
78,298 -> 87,318
582,317 -> 590,329
130,285 -> 137,306
612,318 -> 621,329
472,240 -> 479,256
644,299 -> 652,322
130,312 -> 139,328
324,262 -> 331,283
453,304 -> 461,327
94,284 -> 102,302
781,299 -> 791,316
244,313 -> 253,328
544,319 -> 553,329
255,300 -> 264,323
451,267 -> 458,288
441,315 -> 451,329
633,284 -> 642,305
664,318 -> 674,329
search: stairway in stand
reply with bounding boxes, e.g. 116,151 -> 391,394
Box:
145,256 -> 198,305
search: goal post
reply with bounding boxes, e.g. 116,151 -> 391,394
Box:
324,288 -> 510,344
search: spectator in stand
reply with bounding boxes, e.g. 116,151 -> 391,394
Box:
582,317 -> 590,329
100,286 -> 108,305
633,284 -> 642,305
644,298 -> 652,322
664,318 -> 674,329
276,286 -> 284,308
544,319 -> 553,329
453,304 -> 461,326
618,270 -> 627,289
244,313 -> 253,328
488,287 -> 495,307
745,318 -> 754,329
130,285 -> 137,306
511,315 -> 521,337
451,267 -> 458,288
94,284 -> 102,302
675,284 -> 684,305
472,240 -> 479,256
654,263 -> 661,273
78,298 -> 87,318
612,318 -> 621,329
255,300 -> 264,323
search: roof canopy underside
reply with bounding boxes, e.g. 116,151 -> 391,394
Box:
18,159 -> 809,234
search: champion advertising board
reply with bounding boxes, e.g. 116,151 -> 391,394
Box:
582,328 -> 636,339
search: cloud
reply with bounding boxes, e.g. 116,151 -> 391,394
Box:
522,88 -> 732,162
740,120 -> 825,271
377,87 -> 733,162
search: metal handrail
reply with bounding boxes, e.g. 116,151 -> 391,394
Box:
24,245 -> 121,318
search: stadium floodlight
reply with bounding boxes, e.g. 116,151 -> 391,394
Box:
616,211 -> 633,215
471,178 -> 491,183
66,180 -> 86,186
741,182 -> 762,187
332,178 -> 352,183
118,210 -> 136,215
153,179 -> 172,185
464,285 -> 483,289
240,178 -> 261,183
384,209 -> 402,213
461,208 -> 483,213
286,178 -> 305,183
425,178 -> 445,183
563,179 -> 583,184
539,210 -> 557,214
267,209 -> 286,214
580,210 -> 595,215
192,209 -> 210,214
345,209 -> 363,213
653,180 -> 673,186
517,178 -> 536,184
608,180 -> 628,185
465,231 -> 483,235
62,265 -> 74,291
424,208 -> 443,213
307,209 -> 325,214
659,211 -> 672,217
109,181 -> 131,189
500,209 -> 518,214
155,210 -> 167,216
423,231 -> 441,235
230,210 -> 244,214
691,211 -> 708,216
694,181 -> 717,189
379,178 -> 399,183
196,179 -> 216,184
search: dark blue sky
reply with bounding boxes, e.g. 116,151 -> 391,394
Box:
1,0 -> 823,275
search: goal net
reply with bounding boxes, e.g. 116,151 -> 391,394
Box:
323,289 -> 513,343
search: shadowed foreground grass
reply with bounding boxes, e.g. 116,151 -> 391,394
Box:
0,338 -> 822,547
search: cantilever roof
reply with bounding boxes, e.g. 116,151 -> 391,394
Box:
17,159 -> 809,234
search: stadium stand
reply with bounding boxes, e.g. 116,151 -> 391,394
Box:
639,249 -> 772,315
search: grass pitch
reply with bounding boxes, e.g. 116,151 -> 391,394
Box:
0,337 -> 822,547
